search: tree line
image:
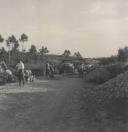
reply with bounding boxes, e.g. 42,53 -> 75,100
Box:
99,46 -> 128,65
0,33 -> 51,66
0,34 -> 83,66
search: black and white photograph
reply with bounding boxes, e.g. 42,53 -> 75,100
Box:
0,0 -> 128,132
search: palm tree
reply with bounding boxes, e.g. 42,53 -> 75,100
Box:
0,35 -> 4,43
6,35 -> 17,65
63,50 -> 71,57
19,33 -> 28,52
29,45 -> 37,54
39,46 -> 49,55
29,45 -> 37,62
6,38 -> 11,65
0,47 -> 7,61
0,35 -> 4,60
74,51 -> 82,58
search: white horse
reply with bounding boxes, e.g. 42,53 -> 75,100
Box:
24,70 -> 34,82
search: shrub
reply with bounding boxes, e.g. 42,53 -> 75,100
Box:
85,68 -> 112,84
106,63 -> 127,77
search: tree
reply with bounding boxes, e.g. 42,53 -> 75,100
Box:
6,35 -> 18,65
6,37 -> 11,65
39,46 -> 49,55
29,45 -> 38,62
100,56 -> 117,65
0,47 -> 6,54
0,35 -> 4,43
9,35 -> 17,44
0,47 -> 7,61
63,50 -> 71,57
13,40 -> 19,50
11,40 -> 20,64
118,46 -> 128,61
29,45 -> 37,54
19,33 -> 28,51
0,35 -> 4,60
6,35 -> 17,48
74,51 -> 82,58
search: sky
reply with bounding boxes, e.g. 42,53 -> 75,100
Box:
0,0 -> 128,57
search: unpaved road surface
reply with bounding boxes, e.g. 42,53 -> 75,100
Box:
0,76 -> 127,132
0,76 -> 85,132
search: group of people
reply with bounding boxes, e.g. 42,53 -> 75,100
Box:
0,60 -> 92,86
16,61 -> 55,86
45,62 -> 55,78
77,63 -> 85,77
16,60 -> 34,86
77,63 -> 94,78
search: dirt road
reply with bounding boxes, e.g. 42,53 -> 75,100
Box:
0,76 -> 85,132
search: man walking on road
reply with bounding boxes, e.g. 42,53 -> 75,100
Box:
16,60 -> 25,86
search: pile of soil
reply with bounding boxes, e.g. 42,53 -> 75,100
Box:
85,68 -> 112,84
87,71 -> 128,104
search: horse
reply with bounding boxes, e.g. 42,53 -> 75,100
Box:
0,66 -> 14,83
24,70 -> 34,82
77,64 -> 85,78
5,69 -> 14,82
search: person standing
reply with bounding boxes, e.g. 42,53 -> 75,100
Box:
78,63 -> 84,78
49,64 -> 54,78
16,60 -> 25,86
45,62 -> 50,77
